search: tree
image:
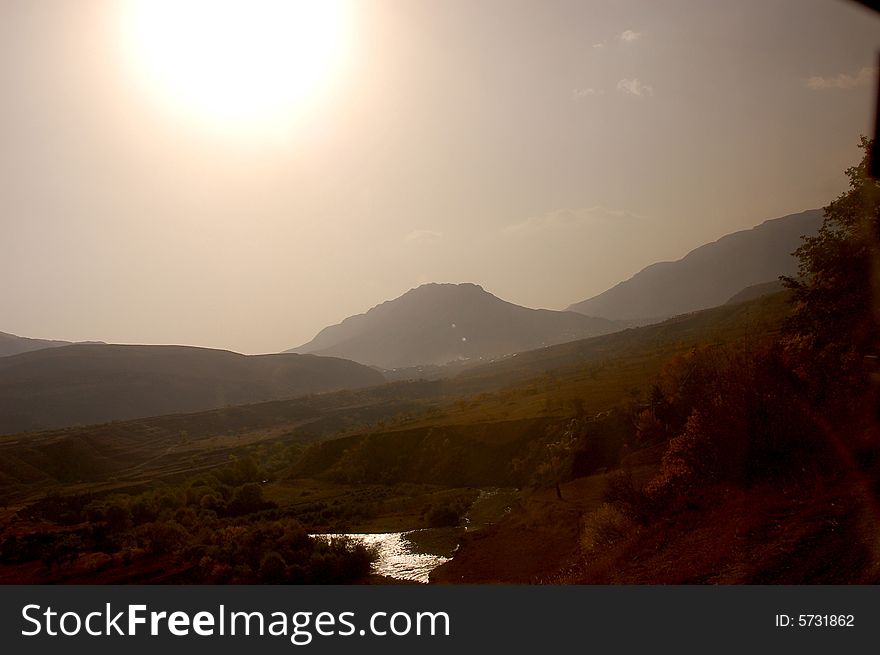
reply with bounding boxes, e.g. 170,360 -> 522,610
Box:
782,136 -> 880,397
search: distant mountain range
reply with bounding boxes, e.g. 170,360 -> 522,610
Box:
0,344 -> 384,435
287,283 -> 623,369
0,331 -> 108,358
1,331 -> 73,357
567,209 -> 822,321
1,208 -> 820,432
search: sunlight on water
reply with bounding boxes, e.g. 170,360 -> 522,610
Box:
313,530 -> 453,584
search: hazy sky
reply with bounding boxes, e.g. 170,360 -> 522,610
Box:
1,0 -> 878,353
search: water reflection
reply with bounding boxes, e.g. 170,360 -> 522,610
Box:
314,529 -> 459,583
312,488 -> 519,583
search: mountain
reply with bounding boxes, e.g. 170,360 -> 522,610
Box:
0,331 -> 72,357
287,283 -> 623,369
567,209 -> 822,321
0,344 -> 384,435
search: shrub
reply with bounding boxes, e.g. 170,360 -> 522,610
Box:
645,342 -> 833,507
132,521 -> 189,554
580,504 -> 637,554
426,505 -> 460,528
603,469 -> 652,524
425,497 -> 469,528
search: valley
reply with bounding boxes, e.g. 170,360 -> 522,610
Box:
6,288 -> 866,584
1,182 -> 877,586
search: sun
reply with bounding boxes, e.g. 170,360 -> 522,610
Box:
120,0 -> 354,136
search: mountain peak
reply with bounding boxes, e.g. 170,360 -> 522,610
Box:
287,283 -> 620,369
407,282 -> 487,295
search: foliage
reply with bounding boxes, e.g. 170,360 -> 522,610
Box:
193,519 -> 375,584
580,503 -> 637,554
602,470 -> 652,524
782,136 -> 880,402
424,496 -> 470,528
642,342 -> 831,505
629,137 -> 879,508
510,410 -> 628,489
3,450 -> 384,583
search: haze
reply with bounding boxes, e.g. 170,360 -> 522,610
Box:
1,0 -> 877,353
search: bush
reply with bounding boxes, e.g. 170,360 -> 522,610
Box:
580,504 -> 637,554
603,470 -> 652,524
426,505 -> 461,528
644,342 -> 833,507
133,521 -> 189,554
225,483 -> 275,516
425,496 -> 470,528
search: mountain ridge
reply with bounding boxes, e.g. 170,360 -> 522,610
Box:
0,343 -> 384,435
287,282 -> 624,369
0,331 -> 73,358
567,209 -> 822,320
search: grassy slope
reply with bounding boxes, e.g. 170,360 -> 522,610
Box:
0,345 -> 385,434
0,383 -> 444,506
292,417 -> 560,487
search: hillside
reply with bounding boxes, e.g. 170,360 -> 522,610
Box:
0,344 -> 384,435
452,291 -> 791,395
286,293 -> 792,485
567,209 -> 821,320
0,292 -> 789,501
4,289 -> 874,585
288,282 -> 622,369
0,331 -> 72,358
724,280 -> 785,305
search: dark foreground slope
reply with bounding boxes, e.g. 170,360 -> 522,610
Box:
0,344 -> 384,434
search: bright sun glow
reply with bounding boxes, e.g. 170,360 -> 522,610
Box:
121,0 -> 353,136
